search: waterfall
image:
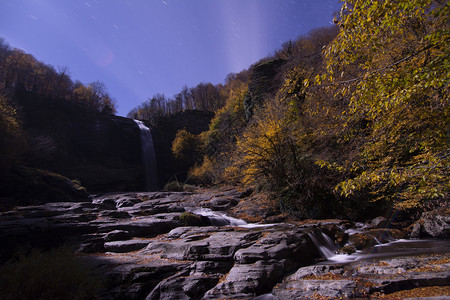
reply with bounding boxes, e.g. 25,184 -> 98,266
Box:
308,229 -> 339,260
191,208 -> 248,227
134,120 -> 158,191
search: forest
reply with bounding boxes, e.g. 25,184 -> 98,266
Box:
138,0 -> 449,219
1,0 -> 448,220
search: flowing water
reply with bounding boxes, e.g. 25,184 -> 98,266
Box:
134,120 -> 158,191
310,228 -> 450,264
190,207 -> 281,228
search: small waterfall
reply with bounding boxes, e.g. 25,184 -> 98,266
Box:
308,229 -> 339,260
191,208 -> 248,227
134,120 -> 158,191
190,208 -> 279,228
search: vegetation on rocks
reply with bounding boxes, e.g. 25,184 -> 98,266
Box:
0,247 -> 102,300
161,0 -> 449,220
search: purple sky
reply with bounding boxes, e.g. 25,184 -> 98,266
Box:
0,0 -> 341,116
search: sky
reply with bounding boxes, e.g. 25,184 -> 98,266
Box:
0,0 -> 341,117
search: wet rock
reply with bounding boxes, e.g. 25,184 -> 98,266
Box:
116,197 -> 141,208
347,228 -> 405,250
273,254 -> 450,299
369,216 -> 387,228
98,215 -> 182,238
207,196 -> 239,211
104,230 -> 132,242
104,239 -> 149,253
275,279 -> 357,299
422,208 -> 450,238
147,261 -> 230,300
234,228 -> 319,267
179,212 -> 210,226
100,260 -> 188,300
78,234 -> 106,253
144,228 -> 261,261
204,260 -> 287,299
410,208 -> 450,239
100,210 -> 131,219
1,190 -> 448,299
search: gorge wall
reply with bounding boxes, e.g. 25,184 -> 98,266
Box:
16,92 -> 144,193
11,92 -> 213,196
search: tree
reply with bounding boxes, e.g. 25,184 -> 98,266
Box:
172,129 -> 202,166
73,81 -> 116,114
0,93 -> 24,175
321,0 -> 449,209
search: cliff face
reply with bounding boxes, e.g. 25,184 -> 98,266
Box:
16,92 -> 145,193
6,92 -> 213,198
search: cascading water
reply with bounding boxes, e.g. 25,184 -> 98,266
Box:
308,227 -> 450,264
134,120 -> 158,191
189,207 -> 279,228
308,229 -> 340,260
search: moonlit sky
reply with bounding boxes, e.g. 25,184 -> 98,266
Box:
0,0 -> 341,116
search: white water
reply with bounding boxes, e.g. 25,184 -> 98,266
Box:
134,120 -> 158,191
190,208 -> 277,228
309,228 -> 450,264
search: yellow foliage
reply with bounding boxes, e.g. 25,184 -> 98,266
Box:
0,94 -> 24,173
321,0 -> 450,208
189,156 -> 216,184
171,129 -> 202,163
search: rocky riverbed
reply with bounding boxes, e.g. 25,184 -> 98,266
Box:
0,187 -> 449,299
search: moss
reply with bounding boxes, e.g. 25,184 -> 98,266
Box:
180,212 -> 208,226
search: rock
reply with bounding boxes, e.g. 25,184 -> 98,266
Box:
15,93 -> 145,193
234,228 -> 319,267
101,210 -> 131,219
104,239 -> 149,253
1,190 -> 449,299
369,216 -> 387,228
409,208 -> 450,239
204,260 -> 287,299
146,261 -> 230,300
344,228 -> 406,253
78,234 -> 106,253
179,212 -> 210,226
410,221 -> 423,238
144,228 -> 261,261
422,208 -> 450,238
207,196 -> 239,211
7,166 -> 90,206
116,197 -> 141,208
104,230 -> 132,242
275,279 -> 357,299
98,215 -> 182,238
273,254 -> 450,299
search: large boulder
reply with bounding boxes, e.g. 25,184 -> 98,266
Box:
411,208 -> 450,238
5,166 -> 89,206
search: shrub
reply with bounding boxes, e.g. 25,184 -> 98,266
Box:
188,156 -> 216,185
0,247 -> 102,300
179,212 -> 208,226
171,129 -> 202,166
164,180 -> 184,192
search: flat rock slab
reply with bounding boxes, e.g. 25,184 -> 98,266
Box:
104,239 -> 150,253
273,254 -> 450,299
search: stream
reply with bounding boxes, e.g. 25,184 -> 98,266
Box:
1,190 -> 448,299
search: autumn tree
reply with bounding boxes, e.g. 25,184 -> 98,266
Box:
172,128 -> 202,166
0,93 -> 24,175
73,81 -> 116,114
320,0 -> 449,209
